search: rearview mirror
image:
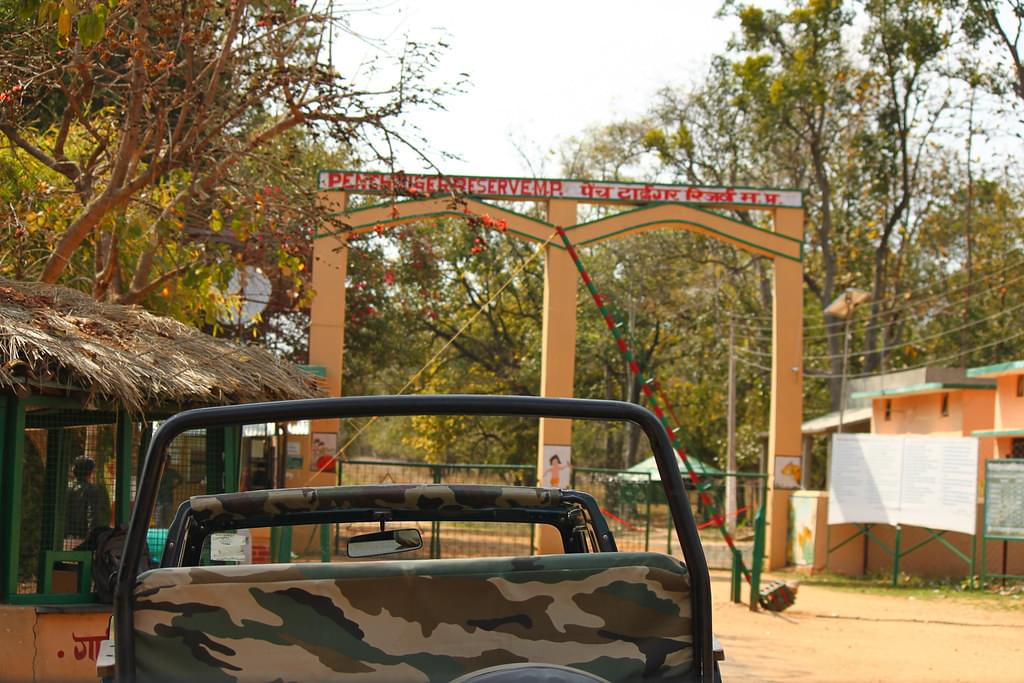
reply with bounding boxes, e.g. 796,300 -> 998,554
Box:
347,528 -> 423,558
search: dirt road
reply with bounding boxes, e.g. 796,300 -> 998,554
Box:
712,572 -> 1024,682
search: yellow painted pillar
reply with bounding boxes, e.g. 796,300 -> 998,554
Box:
309,191 -> 348,435
767,207 -> 805,568
536,199 -> 578,554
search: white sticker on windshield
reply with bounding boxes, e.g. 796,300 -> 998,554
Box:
210,530 -> 251,562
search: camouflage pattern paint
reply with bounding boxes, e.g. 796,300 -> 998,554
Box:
132,552 -> 692,682
188,484 -> 564,526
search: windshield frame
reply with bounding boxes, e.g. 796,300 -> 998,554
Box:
114,394 -> 713,683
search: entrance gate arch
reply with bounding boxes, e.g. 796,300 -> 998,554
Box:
311,171 -> 804,567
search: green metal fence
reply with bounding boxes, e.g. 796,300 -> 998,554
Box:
571,467 -> 652,552
3,400 -> 143,602
277,458 -> 764,578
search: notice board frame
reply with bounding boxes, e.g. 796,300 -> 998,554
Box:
981,458 -> 1024,584
825,434 -> 979,586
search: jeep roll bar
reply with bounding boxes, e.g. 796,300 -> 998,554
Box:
114,395 -> 714,683
161,486 -> 619,566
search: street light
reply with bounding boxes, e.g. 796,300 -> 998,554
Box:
826,288 -> 871,433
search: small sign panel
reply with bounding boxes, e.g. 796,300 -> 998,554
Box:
773,455 -> 803,490
985,459 -> 1024,539
542,445 -> 572,489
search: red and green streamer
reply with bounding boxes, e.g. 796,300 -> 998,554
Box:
554,225 -> 752,582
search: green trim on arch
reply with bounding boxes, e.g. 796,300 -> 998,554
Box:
565,202 -> 805,246
314,197 -> 804,262
317,199 -> 557,246
572,219 -> 802,262
971,428 -> 1024,438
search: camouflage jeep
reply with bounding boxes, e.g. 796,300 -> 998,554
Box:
101,395 -> 720,683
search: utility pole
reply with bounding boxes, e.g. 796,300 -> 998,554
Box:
726,321 -> 737,533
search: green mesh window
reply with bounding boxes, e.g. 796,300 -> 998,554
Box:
17,406 -> 121,596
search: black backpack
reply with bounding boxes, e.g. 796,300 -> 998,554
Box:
84,525 -> 155,602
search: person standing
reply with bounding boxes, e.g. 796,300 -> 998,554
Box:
65,456 -> 112,542
155,465 -> 183,527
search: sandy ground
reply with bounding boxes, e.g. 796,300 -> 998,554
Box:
711,571 -> 1024,682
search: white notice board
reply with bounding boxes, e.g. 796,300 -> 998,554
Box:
828,434 -> 903,526
828,434 -> 978,535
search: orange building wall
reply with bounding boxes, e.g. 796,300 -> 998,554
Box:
994,374 -> 1024,429
962,391 -> 997,437
871,390 -> 993,437
993,374 -> 1024,458
824,388 -> 1005,578
0,606 -> 111,682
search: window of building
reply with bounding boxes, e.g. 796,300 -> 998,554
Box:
884,400 -> 892,421
1012,438 -> 1024,459
1017,375 -> 1023,397
940,393 -> 949,417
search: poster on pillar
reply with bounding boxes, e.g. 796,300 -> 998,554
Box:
773,455 -> 802,489
311,432 -> 338,472
542,445 -> 572,489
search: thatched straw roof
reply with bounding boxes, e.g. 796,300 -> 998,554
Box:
0,280 -> 322,413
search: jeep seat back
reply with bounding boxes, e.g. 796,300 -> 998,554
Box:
132,551 -> 692,682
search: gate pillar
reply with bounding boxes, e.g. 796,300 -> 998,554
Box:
536,199 -> 578,554
767,207 -> 805,568
309,191 -> 348,436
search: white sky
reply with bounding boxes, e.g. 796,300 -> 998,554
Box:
335,1 -> 787,177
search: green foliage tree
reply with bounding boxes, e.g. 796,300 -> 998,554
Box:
338,217 -> 546,464
955,0 -> 1024,103
0,0 -> 450,331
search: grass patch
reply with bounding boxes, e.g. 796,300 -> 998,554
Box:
770,569 -> 1024,608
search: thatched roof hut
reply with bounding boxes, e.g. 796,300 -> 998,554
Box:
0,279 -> 321,412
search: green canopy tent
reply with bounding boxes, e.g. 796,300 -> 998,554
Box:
623,456 -> 726,534
626,454 -> 723,482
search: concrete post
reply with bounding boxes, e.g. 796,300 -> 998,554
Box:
309,191 -> 348,435
767,207 -> 805,568
535,199 -> 578,554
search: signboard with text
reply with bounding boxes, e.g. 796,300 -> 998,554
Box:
828,433 -> 978,535
985,459 -> 1024,540
318,170 -> 804,209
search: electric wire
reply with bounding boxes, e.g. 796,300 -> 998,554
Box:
725,255 -> 1024,326
732,297 -> 1024,361
800,326 -> 1024,380
733,325 -> 1024,380
723,257 -> 1024,338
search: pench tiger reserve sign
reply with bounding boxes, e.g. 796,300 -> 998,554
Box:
318,170 -> 804,209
